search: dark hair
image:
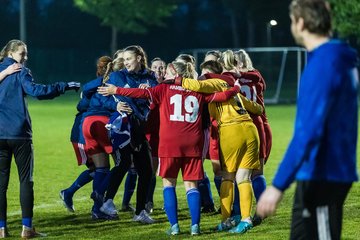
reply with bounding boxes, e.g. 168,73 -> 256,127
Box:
0,39 -> 26,62
289,0 -> 332,36
200,60 -> 223,74
123,45 -> 149,69
96,56 -> 113,83
151,57 -> 165,65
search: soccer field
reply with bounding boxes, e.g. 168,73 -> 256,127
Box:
4,96 -> 360,239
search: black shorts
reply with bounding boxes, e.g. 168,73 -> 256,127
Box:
290,181 -> 352,240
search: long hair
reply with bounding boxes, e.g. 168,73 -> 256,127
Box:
0,39 -> 26,62
96,56 -> 113,84
123,45 -> 149,70
170,61 -> 195,79
234,49 -> 254,71
220,50 -> 238,72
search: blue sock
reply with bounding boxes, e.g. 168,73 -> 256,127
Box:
122,168 -> 137,206
66,169 -> 93,196
147,175 -> 156,203
163,186 -> 178,226
232,182 -> 241,217
252,175 -> 267,202
22,218 -> 32,228
198,173 -> 214,208
93,167 -> 109,210
187,188 -> 201,226
0,220 -> 6,228
214,175 -> 222,196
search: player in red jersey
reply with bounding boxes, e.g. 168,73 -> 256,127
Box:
98,60 -> 241,236
234,49 -> 273,225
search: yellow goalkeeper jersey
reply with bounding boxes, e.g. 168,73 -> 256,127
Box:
182,78 -> 263,127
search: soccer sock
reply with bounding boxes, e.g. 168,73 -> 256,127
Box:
146,175 -> 156,203
0,220 -> 5,228
198,173 -> 214,208
232,182 -> 241,217
220,180 -> 234,221
186,188 -> 201,225
214,175 -> 222,196
252,175 -> 267,202
93,167 -> 109,210
122,168 -> 137,206
163,186 -> 178,226
22,218 -> 32,228
238,180 -> 253,220
66,169 -> 93,196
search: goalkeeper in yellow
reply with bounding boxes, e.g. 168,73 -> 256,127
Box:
174,72 -> 262,234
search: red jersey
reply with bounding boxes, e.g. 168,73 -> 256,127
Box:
115,83 -> 239,158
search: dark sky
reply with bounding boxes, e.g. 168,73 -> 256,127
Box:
1,0 -> 295,83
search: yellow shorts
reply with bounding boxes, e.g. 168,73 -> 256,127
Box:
219,120 -> 260,173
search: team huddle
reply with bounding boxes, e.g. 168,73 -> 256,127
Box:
56,45 -> 273,236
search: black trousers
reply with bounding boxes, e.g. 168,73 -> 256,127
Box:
0,139 -> 34,220
105,140 -> 153,215
290,181 -> 352,240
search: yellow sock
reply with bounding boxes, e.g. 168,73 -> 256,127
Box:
220,180 -> 234,221
238,180 -> 253,220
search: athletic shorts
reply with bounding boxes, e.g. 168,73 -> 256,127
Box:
219,120 -> 260,172
263,121 -> 272,163
252,116 -> 266,160
209,122 -> 219,161
82,115 -> 112,155
158,157 -> 204,181
72,142 -> 88,165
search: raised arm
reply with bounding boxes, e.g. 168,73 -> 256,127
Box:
0,63 -> 22,81
97,83 -> 151,99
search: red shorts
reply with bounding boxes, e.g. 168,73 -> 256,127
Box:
82,115 -> 112,155
263,121 -> 272,163
158,157 -> 204,181
252,116 -> 266,159
72,142 -> 88,165
209,122 -> 220,161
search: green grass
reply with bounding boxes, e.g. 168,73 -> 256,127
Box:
4,97 -> 360,239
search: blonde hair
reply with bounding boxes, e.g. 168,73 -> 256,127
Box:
0,39 -> 26,62
234,49 -> 254,71
220,50 -> 237,72
170,61 -> 195,79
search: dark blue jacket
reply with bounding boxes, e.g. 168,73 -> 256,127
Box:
272,40 -> 359,191
107,68 -> 157,121
0,57 -> 67,139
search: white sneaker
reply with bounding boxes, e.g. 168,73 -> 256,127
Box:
132,209 -> 155,224
100,199 -> 118,216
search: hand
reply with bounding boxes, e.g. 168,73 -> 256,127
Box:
117,101 -> 133,114
4,63 -> 22,75
234,79 -> 241,89
97,83 -> 117,96
256,186 -> 284,219
66,82 -> 81,92
138,83 -> 150,89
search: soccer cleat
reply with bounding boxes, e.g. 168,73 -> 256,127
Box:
121,204 -> 135,212
21,226 -> 47,239
132,210 -> 155,224
145,201 -> 154,214
91,210 -> 119,221
59,190 -> 75,213
100,199 -> 118,216
229,221 -> 253,234
190,224 -> 200,236
251,214 -> 263,227
230,214 -> 241,226
166,223 -> 180,236
216,218 -> 233,232
0,227 -> 9,238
